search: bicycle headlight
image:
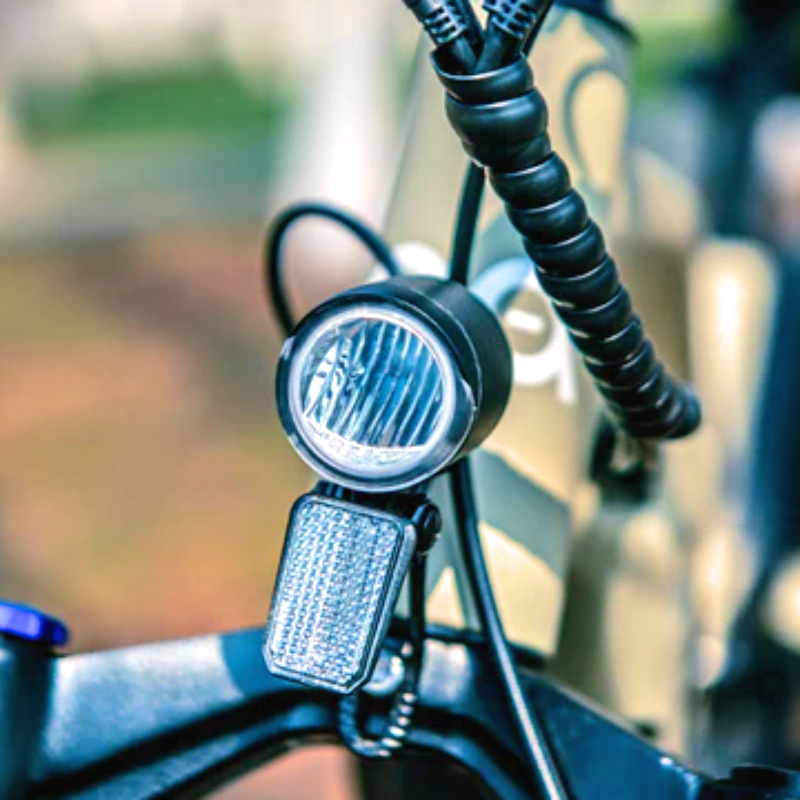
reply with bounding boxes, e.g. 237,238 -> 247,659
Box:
277,276 -> 512,492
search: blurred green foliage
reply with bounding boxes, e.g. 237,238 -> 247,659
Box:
13,60 -> 293,146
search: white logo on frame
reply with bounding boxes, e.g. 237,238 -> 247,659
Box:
506,272 -> 577,406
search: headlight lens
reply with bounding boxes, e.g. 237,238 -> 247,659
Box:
277,277 -> 513,492
287,305 -> 472,489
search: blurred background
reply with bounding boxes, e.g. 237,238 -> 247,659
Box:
2,0 -> 800,796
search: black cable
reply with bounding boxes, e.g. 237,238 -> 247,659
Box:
475,25 -> 512,71
448,164 -> 486,284
478,0 -> 549,70
445,0 -> 484,57
523,0 -> 555,51
407,552 -> 429,657
263,202 -> 401,336
449,461 -> 569,799
402,0 -> 477,73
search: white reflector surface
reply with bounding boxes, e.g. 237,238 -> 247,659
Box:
264,495 -> 416,693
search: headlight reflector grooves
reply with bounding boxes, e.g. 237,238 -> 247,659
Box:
295,309 -> 451,454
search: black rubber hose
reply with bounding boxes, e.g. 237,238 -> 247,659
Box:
432,54 -> 701,441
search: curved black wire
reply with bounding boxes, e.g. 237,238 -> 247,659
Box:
263,202 -> 402,336
449,461 -> 568,799
449,0 -> 484,56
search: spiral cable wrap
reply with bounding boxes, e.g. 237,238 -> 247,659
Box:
338,553 -> 427,760
434,54 -> 701,440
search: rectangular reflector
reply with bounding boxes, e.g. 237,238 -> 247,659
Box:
264,494 -> 416,694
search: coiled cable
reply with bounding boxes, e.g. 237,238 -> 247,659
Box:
339,553 -> 427,759
411,0 -> 701,441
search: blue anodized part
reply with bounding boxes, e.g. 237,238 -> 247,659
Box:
0,601 -> 69,648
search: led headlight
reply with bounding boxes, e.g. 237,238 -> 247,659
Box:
277,276 -> 512,492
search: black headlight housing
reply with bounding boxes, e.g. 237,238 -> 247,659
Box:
276,276 -> 512,492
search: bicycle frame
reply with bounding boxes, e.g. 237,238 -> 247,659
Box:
0,622 -> 767,799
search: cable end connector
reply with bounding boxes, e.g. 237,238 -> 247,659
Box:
403,0 -> 468,48
484,0 -> 540,42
